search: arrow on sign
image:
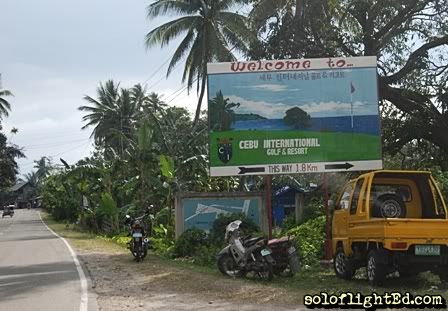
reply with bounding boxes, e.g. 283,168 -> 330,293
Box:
324,163 -> 354,170
238,167 -> 266,175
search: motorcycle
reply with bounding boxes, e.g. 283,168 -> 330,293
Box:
268,236 -> 300,276
2,205 -> 14,218
217,220 -> 276,280
124,209 -> 151,262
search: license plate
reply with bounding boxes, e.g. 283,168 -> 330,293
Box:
261,249 -> 271,256
132,233 -> 143,238
415,245 -> 440,256
288,246 -> 296,254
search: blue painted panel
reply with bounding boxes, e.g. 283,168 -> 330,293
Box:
182,197 -> 260,233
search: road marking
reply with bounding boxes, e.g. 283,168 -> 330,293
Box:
39,212 -> 88,311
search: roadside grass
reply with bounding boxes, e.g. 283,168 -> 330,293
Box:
42,212 -> 448,300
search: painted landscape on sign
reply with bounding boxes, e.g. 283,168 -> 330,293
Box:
208,68 -> 380,135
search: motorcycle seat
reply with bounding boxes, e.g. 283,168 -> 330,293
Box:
243,237 -> 264,247
268,236 -> 290,246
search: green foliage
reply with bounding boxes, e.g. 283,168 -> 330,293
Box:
283,106 -> 311,129
173,228 -> 208,257
209,91 -> 240,131
97,192 -> 118,218
159,154 -> 174,181
208,213 -> 260,247
302,198 -> 325,224
286,216 -> 326,266
149,223 -> 175,257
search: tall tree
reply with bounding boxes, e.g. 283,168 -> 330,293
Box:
145,0 -> 253,123
249,0 -> 448,158
0,131 -> 25,188
34,156 -> 52,180
209,91 -> 240,131
0,89 -> 13,118
79,80 -> 143,158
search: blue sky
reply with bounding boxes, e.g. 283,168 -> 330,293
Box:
0,0 -> 200,174
208,67 -> 379,118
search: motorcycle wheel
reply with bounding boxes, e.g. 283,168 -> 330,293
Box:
217,253 -> 244,277
257,263 -> 274,281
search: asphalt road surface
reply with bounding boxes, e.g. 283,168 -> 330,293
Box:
0,209 -> 96,311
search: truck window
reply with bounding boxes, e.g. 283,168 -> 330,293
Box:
430,180 -> 446,218
336,183 -> 353,210
370,184 -> 412,202
350,179 -> 364,215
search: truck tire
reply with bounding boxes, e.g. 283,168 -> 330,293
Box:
334,248 -> 355,280
367,250 -> 387,285
373,194 -> 406,218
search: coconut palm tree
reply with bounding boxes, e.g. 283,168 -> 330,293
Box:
0,89 -> 13,118
33,156 -> 53,180
24,171 -> 39,188
209,91 -> 240,131
79,80 -> 142,157
145,0 -> 253,124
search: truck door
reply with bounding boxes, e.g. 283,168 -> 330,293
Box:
348,178 -> 366,237
333,182 -> 354,240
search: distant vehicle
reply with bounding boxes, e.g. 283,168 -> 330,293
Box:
332,170 -> 448,285
2,205 -> 15,218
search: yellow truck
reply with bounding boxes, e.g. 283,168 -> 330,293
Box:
332,170 -> 448,285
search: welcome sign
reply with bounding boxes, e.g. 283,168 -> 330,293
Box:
207,56 -> 382,177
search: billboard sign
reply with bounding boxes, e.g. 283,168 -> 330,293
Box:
207,56 -> 382,176
175,192 -> 267,238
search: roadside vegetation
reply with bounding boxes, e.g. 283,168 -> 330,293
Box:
43,212 -> 448,300
6,0 -> 447,293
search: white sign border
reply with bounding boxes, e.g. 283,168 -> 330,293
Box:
207,56 -> 377,74
210,160 -> 383,177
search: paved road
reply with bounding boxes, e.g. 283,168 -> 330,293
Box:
0,209 -> 95,311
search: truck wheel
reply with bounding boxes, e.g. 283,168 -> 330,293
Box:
367,250 -> 387,285
334,248 -> 355,280
374,194 -> 406,218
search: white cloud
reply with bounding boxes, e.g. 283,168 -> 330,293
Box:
251,84 -> 289,92
225,95 -> 377,118
227,95 -> 290,118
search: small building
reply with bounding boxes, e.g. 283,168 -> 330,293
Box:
9,181 -> 35,208
273,185 -> 305,227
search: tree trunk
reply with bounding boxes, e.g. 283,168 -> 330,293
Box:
193,75 -> 207,125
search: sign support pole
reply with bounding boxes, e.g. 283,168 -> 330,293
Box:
264,175 -> 273,239
324,173 -> 332,260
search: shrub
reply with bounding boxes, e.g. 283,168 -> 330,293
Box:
173,228 -> 208,257
286,216 -> 325,266
150,223 -> 175,257
302,197 -> 325,224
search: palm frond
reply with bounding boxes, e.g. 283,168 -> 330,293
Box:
147,0 -> 199,18
145,16 -> 199,48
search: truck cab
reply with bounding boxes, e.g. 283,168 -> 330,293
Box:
332,170 -> 448,285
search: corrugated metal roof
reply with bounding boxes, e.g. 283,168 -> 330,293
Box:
9,181 -> 29,192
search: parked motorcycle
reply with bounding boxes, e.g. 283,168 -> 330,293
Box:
268,236 -> 300,276
124,208 -> 151,262
217,220 -> 276,280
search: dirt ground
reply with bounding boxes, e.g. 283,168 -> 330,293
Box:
78,248 -> 306,311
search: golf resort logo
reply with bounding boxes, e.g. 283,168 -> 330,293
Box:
217,138 -> 233,163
